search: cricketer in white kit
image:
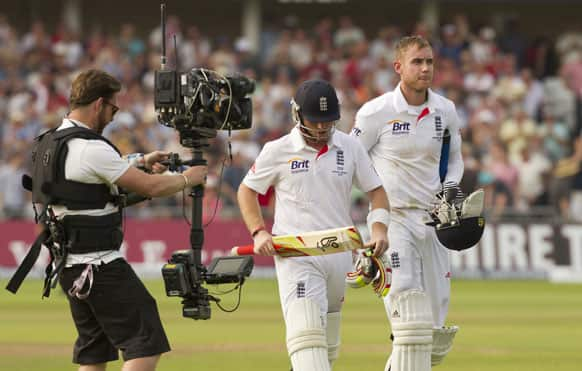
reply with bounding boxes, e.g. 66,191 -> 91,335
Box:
238,79 -> 390,371
351,35 -> 464,371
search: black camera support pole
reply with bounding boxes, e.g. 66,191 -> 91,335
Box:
188,148 -> 208,286
180,142 -> 214,319
189,149 -> 206,268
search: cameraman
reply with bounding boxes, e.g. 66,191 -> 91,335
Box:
49,69 -> 207,371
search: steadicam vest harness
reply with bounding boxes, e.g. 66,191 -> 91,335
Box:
6,123 -> 124,297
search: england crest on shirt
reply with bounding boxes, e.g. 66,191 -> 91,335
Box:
433,115 -> 443,140
332,150 -> 347,176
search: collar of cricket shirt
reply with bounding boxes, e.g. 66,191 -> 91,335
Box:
393,82 -> 439,116
290,125 -> 342,153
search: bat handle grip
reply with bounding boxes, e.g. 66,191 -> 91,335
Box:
231,244 -> 254,256
231,244 -> 282,256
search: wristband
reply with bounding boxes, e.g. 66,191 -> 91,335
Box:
251,225 -> 266,238
180,173 -> 190,189
125,153 -> 145,168
367,208 -> 390,227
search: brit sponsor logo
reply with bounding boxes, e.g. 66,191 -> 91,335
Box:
388,120 -> 411,135
288,157 -> 310,173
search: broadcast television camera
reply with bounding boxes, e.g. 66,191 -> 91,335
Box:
154,4 -> 255,320
155,67 -> 254,146
153,5 -> 254,147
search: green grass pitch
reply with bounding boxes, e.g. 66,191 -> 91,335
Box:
1,278 -> 581,370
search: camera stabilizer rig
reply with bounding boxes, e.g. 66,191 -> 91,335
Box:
154,4 -> 255,320
160,152 -> 253,320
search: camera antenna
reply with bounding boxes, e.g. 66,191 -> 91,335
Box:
174,34 -> 179,70
160,3 -> 167,70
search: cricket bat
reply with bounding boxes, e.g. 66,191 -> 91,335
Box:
231,226 -> 363,257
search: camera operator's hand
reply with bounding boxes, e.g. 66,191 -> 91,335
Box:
254,230 -> 276,256
144,151 -> 170,173
182,165 -> 208,187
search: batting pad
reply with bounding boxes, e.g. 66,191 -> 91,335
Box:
389,290 -> 433,371
431,325 -> 459,366
286,298 -> 330,371
326,312 -> 341,366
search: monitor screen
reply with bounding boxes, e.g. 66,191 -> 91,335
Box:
211,257 -> 246,274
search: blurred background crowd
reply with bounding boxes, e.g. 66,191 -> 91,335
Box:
1,9 -> 582,224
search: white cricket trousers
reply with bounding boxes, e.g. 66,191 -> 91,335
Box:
383,208 -> 452,327
275,252 -> 352,323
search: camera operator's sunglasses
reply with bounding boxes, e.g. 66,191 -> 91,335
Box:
103,100 -> 119,116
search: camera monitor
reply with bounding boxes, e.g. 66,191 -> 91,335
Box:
205,256 -> 254,284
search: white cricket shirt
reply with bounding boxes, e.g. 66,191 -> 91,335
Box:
243,126 -> 382,236
352,83 -> 464,210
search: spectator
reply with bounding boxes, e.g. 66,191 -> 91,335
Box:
498,108 -> 538,163
525,36 -> 559,79
521,68 -> 545,119
492,53 -> 527,107
222,146 -> 251,210
498,17 -> 528,68
539,108 -> 571,162
334,16 -> 365,50
479,171 -> 513,219
464,61 -> 495,98
437,24 -> 466,66
119,23 -> 146,59
514,136 -> 552,209
433,56 -> 464,91
483,141 -> 519,201
560,137 -> 582,221
470,26 -> 497,66
0,151 -> 28,219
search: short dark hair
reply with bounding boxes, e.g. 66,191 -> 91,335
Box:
395,35 -> 432,61
69,69 -> 121,110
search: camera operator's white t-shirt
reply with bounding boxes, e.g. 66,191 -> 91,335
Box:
52,118 -> 130,265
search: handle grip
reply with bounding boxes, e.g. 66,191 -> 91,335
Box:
231,244 -> 284,256
231,244 -> 255,256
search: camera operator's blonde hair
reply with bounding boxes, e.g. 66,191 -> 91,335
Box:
69,69 -> 121,110
395,35 -> 432,61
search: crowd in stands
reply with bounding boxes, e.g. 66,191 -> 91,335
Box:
1,13 -> 582,223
